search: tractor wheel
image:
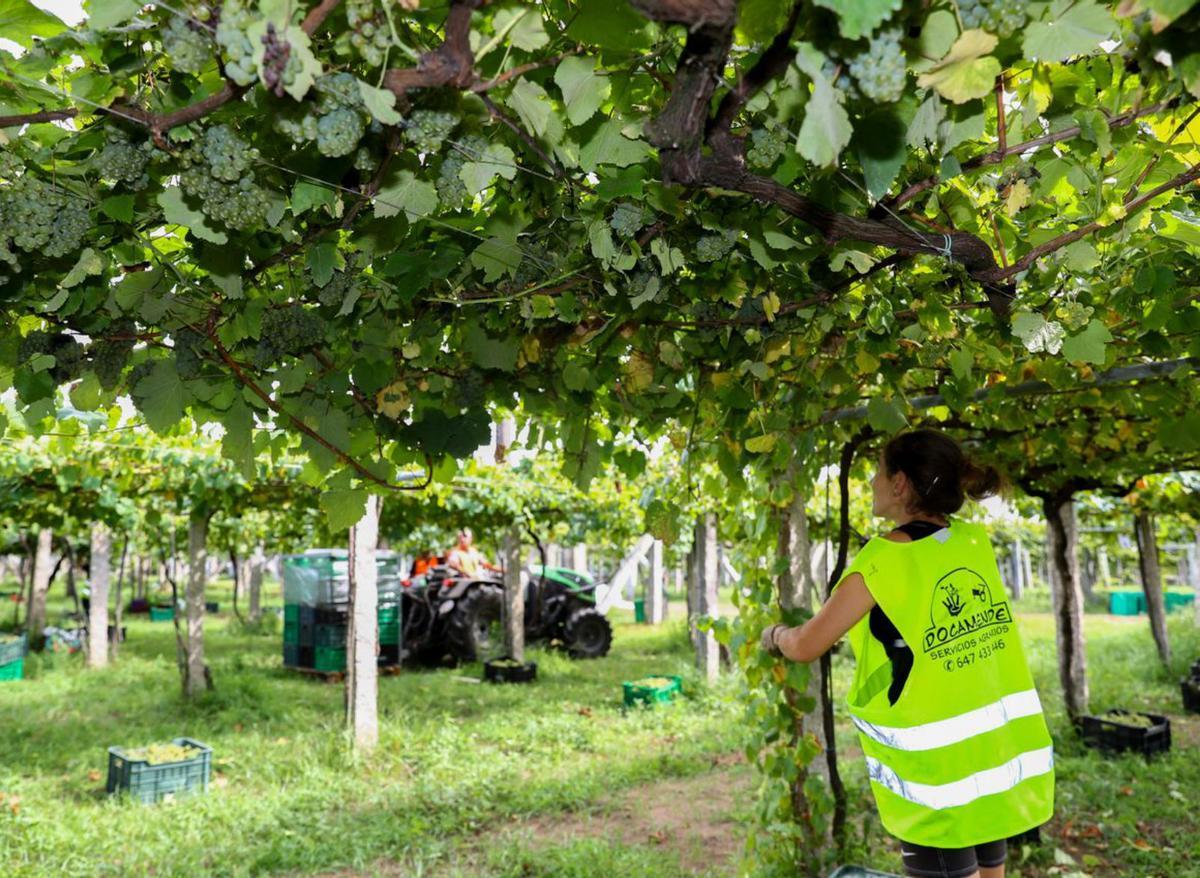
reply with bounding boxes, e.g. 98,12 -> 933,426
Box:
445,584 -> 503,663
562,607 -> 612,659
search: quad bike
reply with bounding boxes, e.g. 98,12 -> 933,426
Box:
400,564 -> 613,665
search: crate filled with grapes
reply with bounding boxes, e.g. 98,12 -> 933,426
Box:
622,674 -> 683,708
106,738 -> 212,804
1080,709 -> 1171,758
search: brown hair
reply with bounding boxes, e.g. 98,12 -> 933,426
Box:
882,429 -> 1002,517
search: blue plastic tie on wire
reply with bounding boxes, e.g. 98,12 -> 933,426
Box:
940,233 -> 955,263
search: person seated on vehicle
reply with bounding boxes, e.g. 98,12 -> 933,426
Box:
409,549 -> 437,577
446,528 -> 500,577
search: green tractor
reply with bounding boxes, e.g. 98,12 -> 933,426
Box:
400,563 -> 613,664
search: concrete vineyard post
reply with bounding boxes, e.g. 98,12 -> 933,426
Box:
185,512 -> 209,697
347,494 -> 380,752
647,539 -> 665,624
688,514 -> 720,682
1135,510 -> 1171,667
86,523 -> 112,669
503,526 -> 524,663
26,528 -> 54,647
1045,496 -> 1088,720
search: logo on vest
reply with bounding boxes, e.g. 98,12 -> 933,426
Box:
922,567 -> 1012,653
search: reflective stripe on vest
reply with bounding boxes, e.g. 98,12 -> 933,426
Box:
851,688 -> 1044,752
866,745 -> 1054,811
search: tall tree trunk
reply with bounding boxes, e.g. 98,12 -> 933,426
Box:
1044,496 -> 1088,722
502,525 -> 525,662
688,514 -> 720,682
775,490 -> 835,867
248,545 -> 265,623
86,523 -> 112,669
346,495 -> 380,752
27,529 -> 54,648
646,538 -> 666,624
1134,511 -> 1171,667
184,512 -> 211,697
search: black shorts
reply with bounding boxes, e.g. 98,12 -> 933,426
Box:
899,838 -> 1006,878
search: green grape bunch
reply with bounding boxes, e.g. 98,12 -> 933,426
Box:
847,28 -> 907,103
274,74 -> 369,157
957,0 -> 1027,38
347,0 -> 392,67
172,327 -> 208,379
609,203 -> 645,238
123,743 -> 202,765
178,125 -> 269,229
0,160 -> 90,264
162,14 -> 212,75
90,335 -> 136,391
18,331 -> 86,382
214,0 -> 257,86
746,127 -> 787,170
252,305 -> 325,368
405,110 -> 460,155
436,154 -> 471,209
92,130 -> 149,187
695,229 -> 738,262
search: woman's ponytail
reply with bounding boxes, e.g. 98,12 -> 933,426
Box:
960,458 -> 1002,502
882,429 -> 1005,516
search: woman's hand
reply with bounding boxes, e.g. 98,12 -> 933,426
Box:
761,623 -> 786,657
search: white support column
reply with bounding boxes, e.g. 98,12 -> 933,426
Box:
646,539 -> 665,624
346,495 -> 380,752
86,523 -> 112,669
572,543 -> 588,574
503,526 -> 524,662
689,515 -> 720,682
184,512 -> 208,698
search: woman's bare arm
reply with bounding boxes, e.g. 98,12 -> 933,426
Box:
775,573 -> 876,662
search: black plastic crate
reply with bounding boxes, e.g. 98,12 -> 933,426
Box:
1081,710 -> 1171,757
315,605 -> 345,624
484,658 -> 537,684
204,601 -> 219,613
314,624 -> 346,647
378,643 -> 401,666
283,643 -> 314,668
1183,677 -> 1200,714
297,621 -> 316,648
106,738 -> 212,804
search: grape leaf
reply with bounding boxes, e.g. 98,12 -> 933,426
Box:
579,118 -> 653,172
812,0 -> 902,40
158,187 -> 228,245
554,56 -> 610,126
1024,0 -> 1116,63
1012,311 -> 1066,355
375,170 -> 438,219
867,397 -> 908,433
321,489 -> 368,532
916,30 -> 1001,103
358,80 -> 403,125
0,0 -> 66,46
565,0 -> 653,50
1061,319 -> 1112,365
460,143 -> 518,194
134,360 -> 186,435
793,44 -> 852,167
506,79 -> 551,137
464,324 -> 520,372
469,237 -> 522,282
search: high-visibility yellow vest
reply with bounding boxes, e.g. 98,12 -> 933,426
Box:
836,519 -> 1054,847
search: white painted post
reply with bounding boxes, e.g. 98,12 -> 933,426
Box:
86,523 -> 112,669
347,495 -> 380,752
247,544 -> 265,623
646,539 -> 665,624
572,543 -> 588,574
184,512 -> 208,697
1022,545 -> 1034,596
689,515 -> 720,682
503,526 -> 524,662
26,529 -> 54,644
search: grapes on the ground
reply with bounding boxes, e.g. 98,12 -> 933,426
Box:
847,28 -> 907,103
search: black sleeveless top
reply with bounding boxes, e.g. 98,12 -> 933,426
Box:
868,519 -> 945,705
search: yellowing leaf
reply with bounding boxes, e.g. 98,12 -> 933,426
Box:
1004,180 -> 1031,216
374,381 -> 410,419
916,30 -> 1002,104
745,433 -> 779,454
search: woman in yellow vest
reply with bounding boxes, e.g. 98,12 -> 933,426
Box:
762,429 -> 1053,878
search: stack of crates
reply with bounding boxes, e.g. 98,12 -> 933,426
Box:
0,632 -> 27,682
282,550 -> 404,674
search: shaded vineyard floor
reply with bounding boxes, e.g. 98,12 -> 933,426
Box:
2,584 -> 1199,877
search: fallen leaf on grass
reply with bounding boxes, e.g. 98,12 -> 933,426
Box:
87,770 -> 101,782
1131,838 -> 1154,851
577,706 -> 592,717
648,830 -> 668,844
1119,786 -> 1134,796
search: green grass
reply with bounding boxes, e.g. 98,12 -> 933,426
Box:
3,583 -> 1200,877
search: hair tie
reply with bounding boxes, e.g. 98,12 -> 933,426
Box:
926,474 -> 940,494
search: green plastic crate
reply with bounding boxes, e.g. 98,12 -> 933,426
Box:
633,598 -> 646,623
380,624 -> 400,645
378,605 -> 399,624
623,674 -> 682,708
1165,592 -> 1195,613
0,657 -> 24,682
283,620 -> 300,644
0,633 -> 27,666
313,646 -> 346,673
106,738 -> 212,804
314,624 -> 346,647
149,606 -> 175,622
1109,591 -> 1143,615
284,604 -> 300,624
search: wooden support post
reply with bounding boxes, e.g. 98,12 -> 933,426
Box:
503,526 -> 524,662
647,539 -> 665,623
184,512 -> 210,697
1135,510 -> 1171,667
26,529 -> 54,646
688,515 -> 720,682
347,495 -> 380,752
1044,496 -> 1088,721
86,523 -> 112,669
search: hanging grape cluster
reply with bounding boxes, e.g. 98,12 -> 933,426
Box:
18,331 -> 86,382
274,73 -> 368,157
162,14 -> 212,74
90,333 -> 136,390
346,0 -> 392,67
260,22 -> 292,98
957,0 -> 1028,38
405,110 -> 459,154
0,155 -> 90,267
846,28 -> 907,103
695,229 -> 739,262
172,327 -> 207,379
609,203 -> 645,238
214,0 -> 257,86
455,370 -> 486,410
179,125 -> 270,229
316,270 -> 359,309
746,127 -> 787,170
252,304 -> 325,368
92,130 -> 150,187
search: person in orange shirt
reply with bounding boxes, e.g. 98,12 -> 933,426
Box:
409,549 -> 437,577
